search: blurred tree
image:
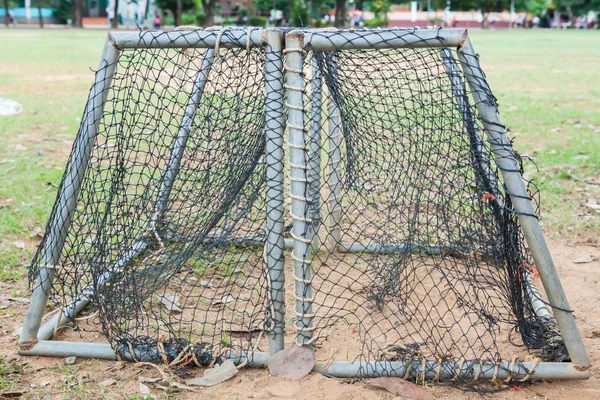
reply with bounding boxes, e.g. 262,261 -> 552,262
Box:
37,0 -> 44,27
334,0 -> 344,26
290,0 -> 309,25
156,0 -> 198,25
200,0 -> 216,25
4,0 -> 8,27
365,0 -> 391,22
112,0 -> 119,27
72,0 -> 82,26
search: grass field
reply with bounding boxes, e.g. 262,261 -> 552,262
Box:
0,29 -> 599,281
0,27 -> 599,400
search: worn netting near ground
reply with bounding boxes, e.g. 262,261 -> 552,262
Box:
290,30 -> 567,391
30,29 -> 286,365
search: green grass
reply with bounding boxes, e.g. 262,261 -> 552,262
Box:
0,29 -> 598,279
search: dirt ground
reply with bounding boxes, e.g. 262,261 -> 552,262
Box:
0,239 -> 598,400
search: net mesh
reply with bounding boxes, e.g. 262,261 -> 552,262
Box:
28,28 -> 569,391
31,29 -> 281,365
293,30 -> 566,390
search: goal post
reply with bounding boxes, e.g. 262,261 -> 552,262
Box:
284,27 -> 589,383
19,26 -> 589,389
20,27 -> 287,364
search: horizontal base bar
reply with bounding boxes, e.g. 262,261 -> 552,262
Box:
314,360 -> 590,380
18,341 -> 270,368
337,242 -> 450,255
19,341 -> 588,380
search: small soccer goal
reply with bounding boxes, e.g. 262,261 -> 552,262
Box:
19,27 -> 589,391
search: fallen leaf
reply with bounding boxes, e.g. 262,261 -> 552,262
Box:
268,347 -> 314,380
0,295 -> 10,309
590,330 -> 600,338
99,379 -> 117,387
199,280 -> 212,287
185,359 -> 238,387
169,381 -> 197,392
369,377 -> 435,400
12,326 -> 22,337
14,144 -> 27,151
139,382 -> 154,397
64,356 -> 76,365
156,293 -> 182,313
12,241 -> 25,249
29,227 -> 44,238
138,376 -> 162,384
104,361 -> 126,371
39,378 -> 53,387
211,295 -> 233,307
572,256 -> 599,264
8,297 -> 29,304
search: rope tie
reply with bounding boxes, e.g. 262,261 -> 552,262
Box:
505,356 -> 517,383
435,358 -> 442,382
289,211 -> 313,223
290,230 -> 313,244
289,162 -> 310,170
452,358 -> 465,381
519,358 -> 539,382
245,27 -> 253,53
491,362 -> 500,384
403,361 -> 412,380
213,26 -> 230,57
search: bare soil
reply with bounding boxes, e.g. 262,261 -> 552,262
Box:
1,239 -> 599,399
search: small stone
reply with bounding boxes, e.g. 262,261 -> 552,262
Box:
36,149 -> 45,156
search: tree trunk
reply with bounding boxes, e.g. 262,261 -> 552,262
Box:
247,0 -> 254,17
144,0 -> 150,26
111,0 -> 119,28
72,0 -> 83,27
176,0 -> 182,26
37,0 -> 43,27
203,0 -> 215,26
481,13 -> 489,29
334,0 -> 345,28
4,0 -> 9,27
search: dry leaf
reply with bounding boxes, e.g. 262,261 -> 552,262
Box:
64,356 -> 76,365
268,347 -> 314,380
0,295 -> 10,309
139,382 -> 154,397
369,377 -> 435,400
138,376 -> 163,384
156,293 -> 183,313
185,359 -> 238,387
12,241 -> 25,249
8,297 -> 29,304
572,256 -> 599,264
212,295 -> 233,307
99,379 -> 117,387
29,227 -> 43,238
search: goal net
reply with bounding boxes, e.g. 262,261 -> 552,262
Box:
21,27 -> 588,391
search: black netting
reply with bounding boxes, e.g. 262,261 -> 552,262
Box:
30,29 -> 283,365
291,31 -> 566,391
28,27 -> 569,393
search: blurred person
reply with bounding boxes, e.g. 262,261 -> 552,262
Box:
8,9 -> 16,26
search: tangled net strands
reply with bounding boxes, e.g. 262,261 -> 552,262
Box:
27,27 -> 575,393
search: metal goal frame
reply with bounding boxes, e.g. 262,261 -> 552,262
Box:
18,27 -> 590,383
